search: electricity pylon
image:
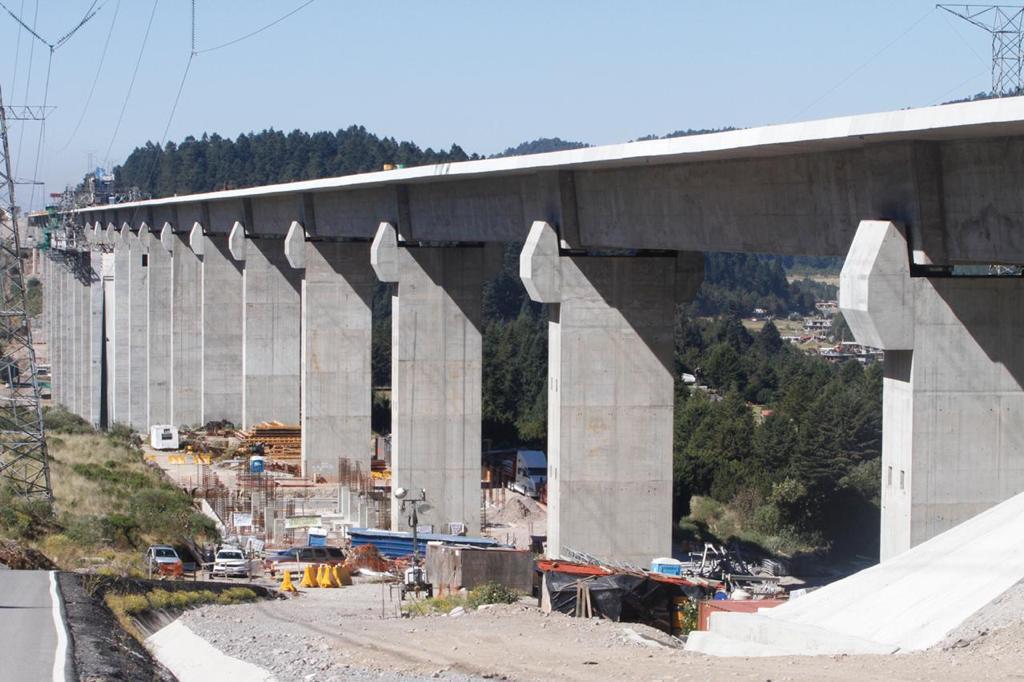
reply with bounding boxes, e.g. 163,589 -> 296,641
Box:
939,4 -> 1024,95
0,84 -> 52,502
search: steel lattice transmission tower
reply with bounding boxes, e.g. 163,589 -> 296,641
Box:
0,84 -> 52,502
939,4 -> 1024,95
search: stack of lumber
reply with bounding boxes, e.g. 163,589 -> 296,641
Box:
240,421 -> 301,463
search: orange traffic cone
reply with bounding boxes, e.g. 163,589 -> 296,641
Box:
280,569 -> 297,593
300,565 -> 317,588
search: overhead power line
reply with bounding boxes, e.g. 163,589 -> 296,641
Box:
0,0 -> 102,51
8,0 -> 25,99
0,0 -> 106,205
103,0 -> 159,168
194,0 -> 317,54
57,0 -> 122,152
790,6 -> 936,121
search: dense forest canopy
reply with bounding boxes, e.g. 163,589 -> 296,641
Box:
114,126 -> 476,197
105,123 -> 876,558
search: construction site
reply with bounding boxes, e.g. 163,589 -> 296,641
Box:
6,2 -> 1024,680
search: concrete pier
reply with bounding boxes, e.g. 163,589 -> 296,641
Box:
88,253 -> 102,426
111,227 -> 131,425
372,223 -> 487,535
74,262 -> 86,413
71,261 -> 83,416
841,220 -> 1024,560
128,228 -> 149,431
239,236 -> 301,429
289,229 -> 375,482
52,260 -> 64,408
145,225 -> 172,426
521,221 -> 704,565
196,231 -> 243,425
56,259 -> 66,408
168,226 -> 202,426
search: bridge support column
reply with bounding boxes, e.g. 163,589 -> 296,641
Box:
144,225 -> 172,427
63,259 -> 74,411
841,219 -> 1024,561
128,228 -> 149,431
85,251 -> 104,428
79,257 -> 92,419
521,221 -> 703,565
52,259 -> 65,407
72,259 -> 83,415
233,227 -> 301,429
168,225 -> 202,426
371,222 -> 489,535
284,223 -> 374,483
70,261 -> 82,416
195,227 -> 243,426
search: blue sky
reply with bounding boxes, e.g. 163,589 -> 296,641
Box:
0,1 -> 999,208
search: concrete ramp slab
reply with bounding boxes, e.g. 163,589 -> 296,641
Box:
146,619 -> 275,681
686,487 -> 1024,656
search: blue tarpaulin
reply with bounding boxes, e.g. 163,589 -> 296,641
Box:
348,527 -> 500,558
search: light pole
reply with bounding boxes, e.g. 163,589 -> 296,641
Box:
394,487 -> 431,598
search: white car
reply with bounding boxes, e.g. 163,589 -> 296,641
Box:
211,548 -> 250,578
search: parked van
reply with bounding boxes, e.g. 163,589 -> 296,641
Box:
508,450 -> 547,498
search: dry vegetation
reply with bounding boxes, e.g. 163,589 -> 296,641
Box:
0,407 -> 217,573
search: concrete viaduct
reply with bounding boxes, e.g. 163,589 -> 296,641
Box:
41,97 -> 1024,564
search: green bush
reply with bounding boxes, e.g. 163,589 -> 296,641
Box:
43,405 -> 95,434
467,582 -> 520,608
105,423 -> 138,449
98,513 -> 138,547
0,485 -> 56,540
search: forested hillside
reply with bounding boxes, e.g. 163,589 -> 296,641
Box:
115,126 -> 475,197
105,125 -> 873,558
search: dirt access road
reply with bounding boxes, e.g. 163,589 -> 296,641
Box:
179,580 -> 1024,681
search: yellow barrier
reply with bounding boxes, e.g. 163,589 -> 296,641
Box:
280,569 -> 297,593
333,564 -> 352,587
299,565 -> 317,588
317,564 -> 334,588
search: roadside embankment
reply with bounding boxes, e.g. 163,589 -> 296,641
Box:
56,572 -> 278,680
56,572 -> 173,681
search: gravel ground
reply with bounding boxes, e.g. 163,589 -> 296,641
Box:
179,578 -> 1024,681
940,579 -> 1024,649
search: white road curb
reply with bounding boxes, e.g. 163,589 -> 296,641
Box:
48,571 -> 69,682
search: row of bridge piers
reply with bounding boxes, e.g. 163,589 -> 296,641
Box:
42,213 -> 1024,565
42,218 -> 702,565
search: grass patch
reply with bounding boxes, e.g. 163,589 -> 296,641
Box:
104,587 -> 259,639
0,429 -> 218,572
403,581 -> 521,617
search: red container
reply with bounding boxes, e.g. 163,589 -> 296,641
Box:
697,599 -> 787,631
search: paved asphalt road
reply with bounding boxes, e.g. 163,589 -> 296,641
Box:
0,570 -> 70,682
